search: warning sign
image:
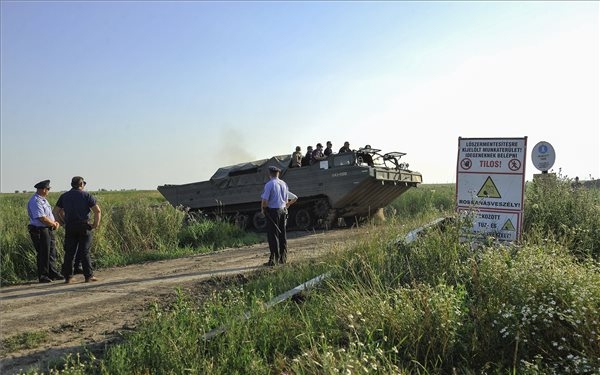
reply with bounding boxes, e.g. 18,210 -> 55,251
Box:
458,209 -> 521,242
457,138 -> 526,174
501,219 -> 516,231
456,137 -> 527,242
456,174 -> 523,210
477,176 -> 501,198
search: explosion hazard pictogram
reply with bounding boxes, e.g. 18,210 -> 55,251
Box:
501,219 -> 516,231
476,176 -> 501,198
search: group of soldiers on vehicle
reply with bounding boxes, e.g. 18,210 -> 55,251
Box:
290,141 -> 374,168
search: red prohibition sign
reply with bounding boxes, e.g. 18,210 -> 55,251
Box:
460,158 -> 472,170
509,159 -> 521,171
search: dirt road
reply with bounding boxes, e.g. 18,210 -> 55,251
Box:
0,228 -> 367,374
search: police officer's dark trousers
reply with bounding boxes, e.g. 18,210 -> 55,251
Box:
266,208 -> 288,264
28,225 -> 60,279
61,223 -> 94,278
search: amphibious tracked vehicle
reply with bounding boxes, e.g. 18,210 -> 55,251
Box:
158,146 -> 422,231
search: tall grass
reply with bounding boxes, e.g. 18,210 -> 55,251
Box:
0,191 -> 261,284
523,175 -> 600,260
388,183 -> 455,219
470,238 -> 600,373
94,217 -> 597,375
0,194 -> 39,283
92,201 -> 186,267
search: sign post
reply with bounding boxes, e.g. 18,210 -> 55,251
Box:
456,137 -> 527,242
531,141 -> 555,173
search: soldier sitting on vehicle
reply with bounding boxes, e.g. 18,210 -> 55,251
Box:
357,144 -> 374,167
290,146 -> 303,168
311,143 -> 327,164
302,146 -> 313,167
324,141 -> 333,156
339,141 -> 351,153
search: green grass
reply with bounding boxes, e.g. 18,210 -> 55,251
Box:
523,175 -> 600,260
92,218 -> 598,375
0,190 -> 261,285
387,183 -> 455,219
1,331 -> 48,356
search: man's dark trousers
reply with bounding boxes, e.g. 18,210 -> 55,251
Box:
28,226 -> 60,279
61,223 -> 94,278
266,208 -> 288,264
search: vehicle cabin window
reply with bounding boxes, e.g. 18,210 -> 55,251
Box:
333,153 -> 354,167
229,167 -> 258,177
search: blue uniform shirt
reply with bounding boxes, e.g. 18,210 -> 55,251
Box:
27,193 -> 55,227
56,188 -> 97,226
261,177 -> 288,209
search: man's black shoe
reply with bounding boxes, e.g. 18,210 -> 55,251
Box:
263,261 -> 275,267
39,276 -> 52,283
50,273 -> 64,281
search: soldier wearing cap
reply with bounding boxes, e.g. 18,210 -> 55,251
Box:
311,143 -> 327,164
27,179 -> 62,283
260,165 -> 296,266
53,176 -> 101,283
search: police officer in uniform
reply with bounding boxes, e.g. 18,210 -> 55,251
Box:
260,166 -> 297,266
53,176 -> 101,283
27,179 -> 62,283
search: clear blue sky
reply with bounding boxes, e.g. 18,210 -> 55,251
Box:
1,1 -> 598,192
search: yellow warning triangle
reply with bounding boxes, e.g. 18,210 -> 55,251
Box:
502,219 -> 516,231
477,176 -> 501,198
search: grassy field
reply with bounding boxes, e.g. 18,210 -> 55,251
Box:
3,179 -> 600,374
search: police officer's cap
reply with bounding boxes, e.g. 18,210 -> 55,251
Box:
34,180 -> 51,189
268,166 -> 281,173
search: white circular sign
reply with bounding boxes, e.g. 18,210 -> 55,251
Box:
531,141 -> 556,172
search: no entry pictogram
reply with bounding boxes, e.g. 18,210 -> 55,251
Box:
460,158 -> 472,170
509,159 -> 521,171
